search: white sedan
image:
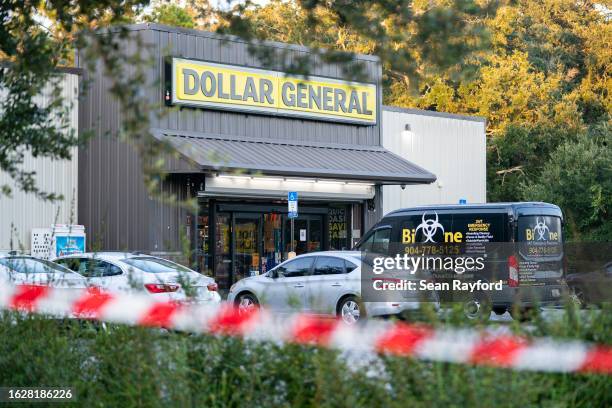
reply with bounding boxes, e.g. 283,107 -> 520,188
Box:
53,252 -> 221,304
0,253 -> 88,289
227,251 -> 434,324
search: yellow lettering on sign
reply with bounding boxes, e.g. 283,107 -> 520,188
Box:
171,58 -> 377,124
402,228 -> 414,244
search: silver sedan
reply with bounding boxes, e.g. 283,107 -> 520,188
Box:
227,251 -> 429,324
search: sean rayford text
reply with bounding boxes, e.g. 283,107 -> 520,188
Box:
371,254 -> 485,275
372,279 -> 503,292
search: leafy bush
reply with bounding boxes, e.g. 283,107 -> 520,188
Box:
0,305 -> 610,407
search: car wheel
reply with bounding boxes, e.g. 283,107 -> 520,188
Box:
236,293 -> 259,314
463,293 -> 492,321
337,296 -> 363,325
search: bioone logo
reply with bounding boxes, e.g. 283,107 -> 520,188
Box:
525,217 -> 559,241
402,212 -> 463,244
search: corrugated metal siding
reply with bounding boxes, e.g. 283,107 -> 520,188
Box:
0,73 -> 79,251
77,24 -> 383,252
381,107 -> 486,216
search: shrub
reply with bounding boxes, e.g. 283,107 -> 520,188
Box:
0,305 -> 610,407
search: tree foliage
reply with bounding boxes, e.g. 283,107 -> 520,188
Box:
219,0 -> 494,85
522,124 -> 611,242
486,124 -> 579,203
0,0 -> 149,199
143,3 -> 196,29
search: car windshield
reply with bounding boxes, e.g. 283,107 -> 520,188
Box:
0,257 -> 72,274
121,257 -> 193,273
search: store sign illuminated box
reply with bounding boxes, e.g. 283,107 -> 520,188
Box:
166,57 -> 377,125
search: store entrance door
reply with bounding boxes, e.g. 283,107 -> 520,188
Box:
262,212 -> 283,274
285,215 -> 323,256
208,205 -> 328,290
232,212 -> 324,280
234,213 -> 261,283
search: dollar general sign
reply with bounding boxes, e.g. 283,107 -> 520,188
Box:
166,58 -> 377,125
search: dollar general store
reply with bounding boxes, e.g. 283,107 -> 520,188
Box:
0,24 -> 486,290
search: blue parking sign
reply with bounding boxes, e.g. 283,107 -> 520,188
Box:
288,191 -> 298,218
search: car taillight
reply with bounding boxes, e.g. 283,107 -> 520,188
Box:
508,255 -> 519,288
144,283 -> 180,293
207,282 -> 218,292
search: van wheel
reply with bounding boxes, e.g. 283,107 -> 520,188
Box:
463,294 -> 492,321
493,307 -> 507,316
337,296 -> 364,325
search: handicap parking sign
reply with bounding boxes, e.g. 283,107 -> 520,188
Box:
288,192 -> 298,218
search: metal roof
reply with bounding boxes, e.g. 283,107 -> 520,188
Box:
383,105 -> 486,123
152,129 -> 436,185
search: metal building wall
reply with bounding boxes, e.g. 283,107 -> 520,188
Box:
0,72 -> 79,251
381,106 -> 486,216
77,24 -> 383,252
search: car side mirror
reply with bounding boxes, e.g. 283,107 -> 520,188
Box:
270,269 -> 278,279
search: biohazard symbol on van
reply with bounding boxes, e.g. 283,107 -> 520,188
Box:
533,217 -> 550,241
415,212 -> 444,243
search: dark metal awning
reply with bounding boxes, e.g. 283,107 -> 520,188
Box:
152,129 -> 436,185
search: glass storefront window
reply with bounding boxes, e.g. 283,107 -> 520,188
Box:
235,214 -> 260,281
203,203 -> 357,290
285,215 -> 322,256
329,205 -> 349,250
262,213 -> 283,273
214,213 -> 231,290
308,218 -> 322,252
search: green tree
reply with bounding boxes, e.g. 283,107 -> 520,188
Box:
459,52 -> 564,135
487,124 -> 580,202
144,3 -> 196,29
219,0 -> 495,85
521,124 -> 611,241
0,0 -> 148,200
232,0 -> 609,131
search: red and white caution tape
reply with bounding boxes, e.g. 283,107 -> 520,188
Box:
1,284 -> 611,375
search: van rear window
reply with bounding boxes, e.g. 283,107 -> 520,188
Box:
518,216 -> 562,257
518,216 -> 562,243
